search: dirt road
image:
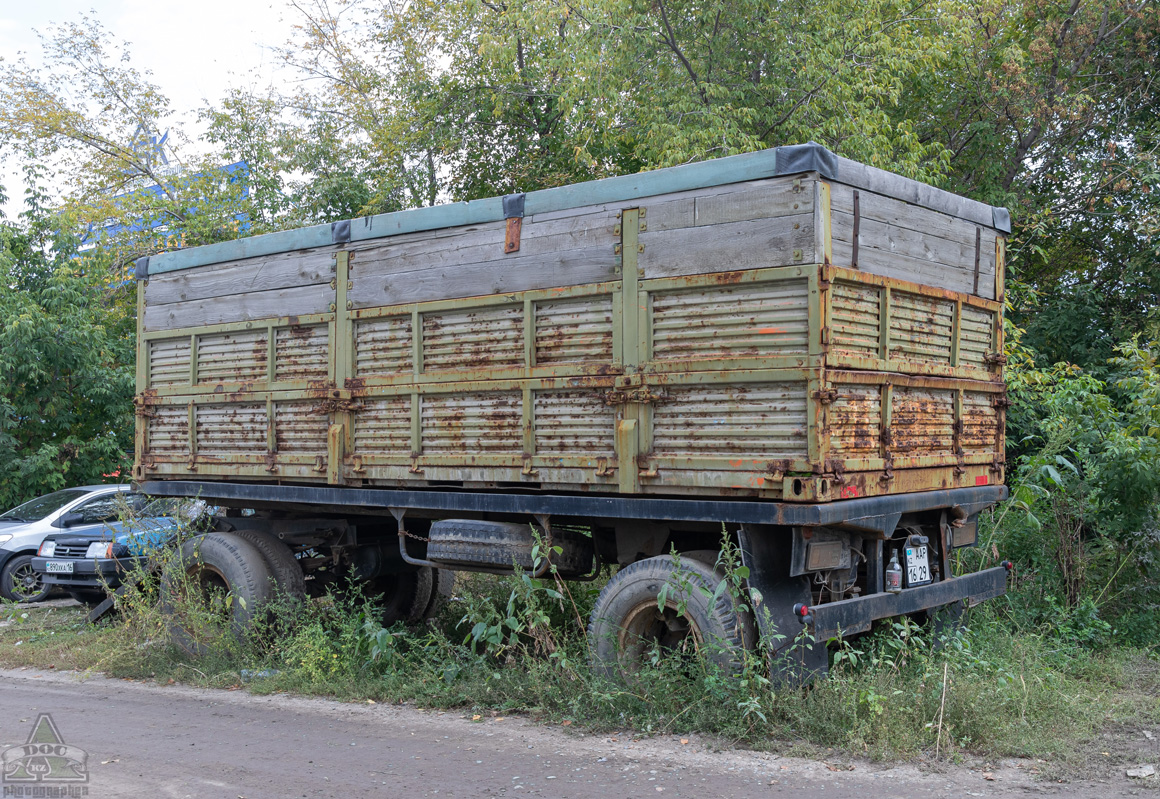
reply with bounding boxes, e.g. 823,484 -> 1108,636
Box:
0,668 -> 1149,798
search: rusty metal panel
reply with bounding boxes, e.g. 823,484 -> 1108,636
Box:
958,304 -> 995,371
888,290 -> 954,365
355,316 -> 413,378
196,403 -> 267,453
961,391 -> 1000,454
422,306 -> 523,371
651,383 -> 808,458
650,279 -> 809,361
147,405 -> 189,455
828,385 -> 882,458
197,330 -> 268,385
533,391 -> 616,456
353,396 -> 412,454
534,297 -> 614,365
275,325 -> 329,383
421,392 -> 523,453
829,281 -> 881,357
890,387 -> 956,459
148,338 -> 191,387
275,401 -> 328,454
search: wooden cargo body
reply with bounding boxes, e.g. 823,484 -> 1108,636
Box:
133,144 -> 1009,503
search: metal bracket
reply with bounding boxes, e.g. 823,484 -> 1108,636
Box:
603,387 -> 666,405
594,458 -> 616,477
983,352 -> 1008,366
812,388 -> 838,404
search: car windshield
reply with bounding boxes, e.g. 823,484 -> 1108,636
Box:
0,489 -> 89,523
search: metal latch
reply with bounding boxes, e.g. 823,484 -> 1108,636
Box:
603,388 -> 666,405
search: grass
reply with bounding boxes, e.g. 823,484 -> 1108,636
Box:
2,570 -> 1157,774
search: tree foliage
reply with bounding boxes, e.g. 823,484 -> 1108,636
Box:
0,179 -> 135,508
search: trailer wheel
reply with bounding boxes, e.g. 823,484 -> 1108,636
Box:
420,568 -> 456,622
426,520 -> 593,576
160,533 -> 275,657
587,555 -> 753,681
224,528 -> 307,600
368,567 -> 434,625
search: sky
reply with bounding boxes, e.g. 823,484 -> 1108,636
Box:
0,0 -> 301,215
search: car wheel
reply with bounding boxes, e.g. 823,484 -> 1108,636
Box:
587,555 -> 754,682
0,555 -> 51,603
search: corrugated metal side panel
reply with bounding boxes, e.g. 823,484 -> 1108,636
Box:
355,316 -> 413,378
354,396 -> 412,454
888,291 -> 954,365
423,306 -> 523,371
421,392 -> 523,453
196,403 -> 267,453
959,305 -> 995,371
652,382 -> 808,458
828,385 -> 882,458
534,297 -> 613,365
830,281 -> 881,357
275,325 -> 329,382
275,401 -> 328,454
148,405 -> 189,455
149,338 -> 191,387
651,280 -> 809,360
197,330 -> 268,384
961,391 -> 999,454
533,391 -> 615,456
891,387 -> 955,458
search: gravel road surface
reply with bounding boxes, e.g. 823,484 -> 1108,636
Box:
0,668 -> 1150,798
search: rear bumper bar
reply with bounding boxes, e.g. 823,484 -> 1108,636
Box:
808,565 -> 1009,640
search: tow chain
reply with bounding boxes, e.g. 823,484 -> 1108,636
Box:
399,528 -> 429,543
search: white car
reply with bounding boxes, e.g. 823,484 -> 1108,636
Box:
0,485 -> 135,603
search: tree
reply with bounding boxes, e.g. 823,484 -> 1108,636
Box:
0,177 -> 135,509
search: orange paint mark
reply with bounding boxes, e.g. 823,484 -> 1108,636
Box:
729,459 -> 744,468
758,327 -> 786,334
748,476 -> 766,487
975,475 -> 989,486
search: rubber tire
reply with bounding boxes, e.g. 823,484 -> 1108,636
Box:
225,529 -> 307,600
67,588 -> 108,608
587,555 -> 753,682
427,520 -> 593,576
0,554 -> 51,603
419,568 -> 456,622
368,567 -> 433,625
160,533 -> 275,657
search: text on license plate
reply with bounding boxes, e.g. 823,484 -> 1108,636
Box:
45,561 -> 74,574
905,546 -> 931,585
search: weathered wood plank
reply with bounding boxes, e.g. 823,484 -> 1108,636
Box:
143,284 -> 334,332
831,183 -> 1000,255
350,245 -> 621,308
638,214 -> 815,279
145,247 -> 337,307
831,237 -> 996,299
833,156 -> 999,230
832,214 -> 995,275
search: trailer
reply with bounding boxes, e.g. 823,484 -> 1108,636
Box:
133,142 -> 1011,675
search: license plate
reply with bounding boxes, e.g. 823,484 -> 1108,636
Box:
45,561 -> 74,574
905,546 -> 931,586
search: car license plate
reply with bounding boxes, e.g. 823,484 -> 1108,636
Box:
905,546 -> 931,585
45,560 -> 74,574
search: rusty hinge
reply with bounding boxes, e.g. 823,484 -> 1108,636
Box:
637,457 -> 659,479
983,352 -> 1008,366
603,388 -> 666,405
521,458 -> 539,477
991,393 -> 1013,409
594,458 -> 616,477
265,453 -> 279,473
186,457 -> 198,472
408,457 -> 424,475
817,264 -> 831,290
351,455 -> 366,474
880,464 -> 895,484
503,192 -> 525,253
819,327 -> 830,347
954,462 -> 967,477
312,455 -> 327,473
811,388 -> 838,404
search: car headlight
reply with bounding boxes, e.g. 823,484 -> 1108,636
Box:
38,540 -> 55,557
86,542 -> 113,559
0,534 -> 12,547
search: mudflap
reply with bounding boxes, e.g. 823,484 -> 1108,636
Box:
738,524 -> 828,684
